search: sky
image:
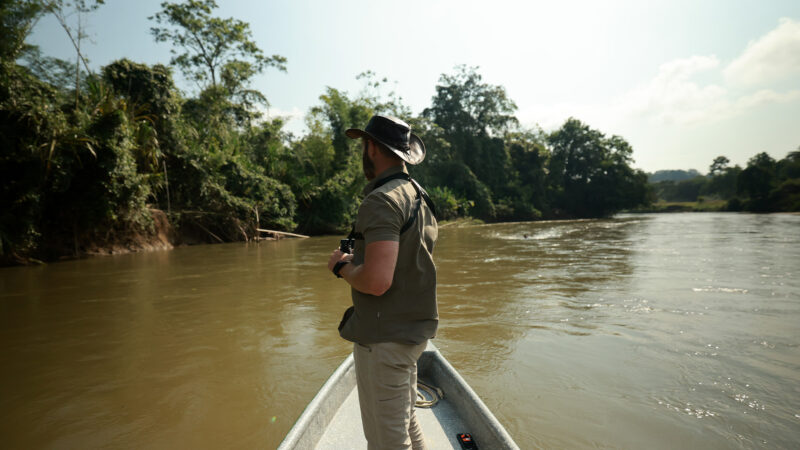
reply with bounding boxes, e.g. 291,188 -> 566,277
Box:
29,0 -> 800,173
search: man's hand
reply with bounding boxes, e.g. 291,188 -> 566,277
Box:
327,241 -> 399,295
328,249 -> 353,272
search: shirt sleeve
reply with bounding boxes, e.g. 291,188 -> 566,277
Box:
357,192 -> 403,244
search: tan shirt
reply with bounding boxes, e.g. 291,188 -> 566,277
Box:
338,166 -> 439,345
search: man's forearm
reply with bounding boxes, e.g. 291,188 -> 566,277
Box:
340,263 -> 391,296
328,240 -> 398,296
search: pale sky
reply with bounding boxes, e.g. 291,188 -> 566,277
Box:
29,0 -> 800,173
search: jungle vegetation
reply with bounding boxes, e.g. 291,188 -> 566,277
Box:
2,0 -> 798,264
649,153 -> 800,212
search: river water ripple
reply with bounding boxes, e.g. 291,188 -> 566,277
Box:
1,213 -> 798,449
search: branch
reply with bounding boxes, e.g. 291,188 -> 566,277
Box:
45,1 -> 92,74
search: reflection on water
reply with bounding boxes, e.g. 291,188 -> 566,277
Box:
1,213 -> 799,449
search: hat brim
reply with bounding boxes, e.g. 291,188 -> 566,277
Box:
345,128 -> 426,165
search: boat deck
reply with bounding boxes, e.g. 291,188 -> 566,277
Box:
315,379 -> 470,449
278,343 -> 518,450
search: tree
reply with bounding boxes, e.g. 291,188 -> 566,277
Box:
150,0 -> 285,90
421,66 -> 517,218
2,1 -> 88,93
709,156 -> 730,176
547,118 -> 648,217
502,128 -> 549,219
42,0 -> 105,105
0,0 -> 44,62
737,152 -> 777,209
700,155 -> 740,200
423,65 -> 517,139
310,87 -> 372,173
777,148 -> 800,181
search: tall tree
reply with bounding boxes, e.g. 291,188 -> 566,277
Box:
0,0 -> 44,61
150,0 -> 285,90
709,156 -> 730,176
547,118 -> 648,217
422,66 -> 517,218
738,152 -> 777,205
423,65 -> 517,139
43,0 -> 105,105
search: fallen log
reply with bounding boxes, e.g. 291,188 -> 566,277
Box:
256,228 -> 310,239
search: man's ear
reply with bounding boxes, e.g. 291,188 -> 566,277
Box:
367,140 -> 379,159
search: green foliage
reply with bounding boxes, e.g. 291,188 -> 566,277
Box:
1,0 -> 45,61
547,118 -> 646,217
428,186 -> 460,220
737,152 -> 777,210
0,7 -> 704,264
423,65 -> 517,139
703,164 -> 740,200
287,88 -> 371,234
150,0 -> 286,89
21,46 -> 76,92
768,179 -> 800,211
1,55 -> 154,261
709,156 -> 730,176
654,177 -> 707,202
647,151 -> 800,213
502,131 -> 548,220
0,60 -> 62,259
150,0 -> 287,127
648,169 -> 702,183
422,65 -> 518,217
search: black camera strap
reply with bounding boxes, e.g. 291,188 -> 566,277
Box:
347,172 -> 436,241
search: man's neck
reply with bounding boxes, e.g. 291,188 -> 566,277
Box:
372,162 -> 405,180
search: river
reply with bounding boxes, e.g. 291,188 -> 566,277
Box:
1,213 -> 798,449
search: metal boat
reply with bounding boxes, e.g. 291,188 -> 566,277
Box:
278,342 -> 519,449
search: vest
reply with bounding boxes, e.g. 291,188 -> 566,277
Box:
338,166 -> 439,345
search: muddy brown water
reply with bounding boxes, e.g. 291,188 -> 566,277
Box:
1,213 -> 799,449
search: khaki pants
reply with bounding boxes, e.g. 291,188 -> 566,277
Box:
353,341 -> 428,450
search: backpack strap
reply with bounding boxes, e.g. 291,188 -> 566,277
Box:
349,172 -> 437,240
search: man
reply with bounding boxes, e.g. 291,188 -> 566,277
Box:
327,115 -> 438,450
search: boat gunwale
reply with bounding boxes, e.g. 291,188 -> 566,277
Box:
419,344 -> 520,449
278,342 -> 519,449
277,353 -> 356,450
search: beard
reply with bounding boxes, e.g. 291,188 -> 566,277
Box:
362,141 -> 376,180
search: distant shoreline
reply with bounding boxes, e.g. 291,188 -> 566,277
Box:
6,208 -> 797,268
627,200 -> 729,213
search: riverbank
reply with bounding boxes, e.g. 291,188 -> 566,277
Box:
2,212 -> 488,267
6,205 -> 791,267
438,217 -> 485,228
628,199 -> 729,213
2,209 -> 176,267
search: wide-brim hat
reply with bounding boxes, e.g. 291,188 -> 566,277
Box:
345,114 -> 426,165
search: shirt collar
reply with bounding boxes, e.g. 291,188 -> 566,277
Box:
362,165 -> 408,196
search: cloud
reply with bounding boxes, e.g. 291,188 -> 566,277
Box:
613,17 -> 800,127
621,55 -> 728,125
724,17 -> 800,86
262,106 -> 307,136
518,56 -> 732,129
734,88 -> 800,110
261,105 -> 304,121
518,19 -> 800,131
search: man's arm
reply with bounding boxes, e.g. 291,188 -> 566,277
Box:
328,241 -> 399,296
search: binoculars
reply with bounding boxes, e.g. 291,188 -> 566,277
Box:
340,238 -> 355,254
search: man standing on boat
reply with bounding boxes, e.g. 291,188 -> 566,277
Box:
327,115 -> 438,450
